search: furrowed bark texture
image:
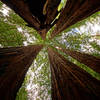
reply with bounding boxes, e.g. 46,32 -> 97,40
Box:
0,45 -> 43,100
51,0 -> 100,38
48,48 -> 100,100
61,49 -> 100,74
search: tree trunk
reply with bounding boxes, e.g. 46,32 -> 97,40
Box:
0,45 -> 43,100
51,0 -> 100,38
1,1 -> 100,100
60,48 -> 100,74
48,48 -> 100,100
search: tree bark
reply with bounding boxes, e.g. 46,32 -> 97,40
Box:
51,0 -> 100,38
48,48 -> 100,100
61,48 -> 100,74
0,45 -> 43,100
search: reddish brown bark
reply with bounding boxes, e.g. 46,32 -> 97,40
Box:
0,45 -> 43,100
51,0 -> 100,38
61,49 -> 100,74
48,48 -> 100,100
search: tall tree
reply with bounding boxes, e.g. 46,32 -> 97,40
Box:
0,0 -> 100,100
0,45 -> 43,100
48,47 -> 100,100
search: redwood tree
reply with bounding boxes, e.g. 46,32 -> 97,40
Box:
0,0 -> 100,100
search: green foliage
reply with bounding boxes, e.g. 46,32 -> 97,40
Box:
16,86 -> 28,100
8,12 -> 26,26
51,12 -> 100,80
0,1 -> 2,8
0,20 -> 25,47
16,77 -> 28,100
58,0 -> 67,11
53,11 -> 100,39
55,48 -> 100,80
90,41 -> 100,52
24,48 -> 51,100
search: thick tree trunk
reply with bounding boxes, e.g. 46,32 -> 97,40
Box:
51,0 -> 100,38
48,48 -> 100,100
61,48 -> 100,74
0,45 -> 43,100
